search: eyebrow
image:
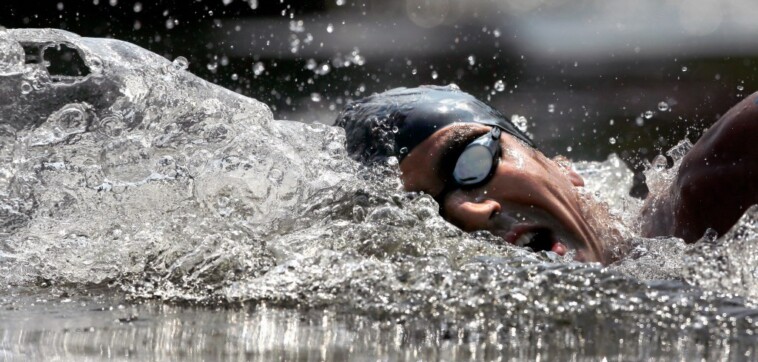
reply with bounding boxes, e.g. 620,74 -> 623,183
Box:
432,127 -> 490,193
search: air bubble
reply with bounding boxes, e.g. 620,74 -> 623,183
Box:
89,57 -> 103,74
20,81 -> 33,95
494,80 -> 506,92
681,66 -> 687,72
652,155 -> 667,171
467,55 -> 476,66
247,0 -> 258,9
326,24 -> 334,33
658,102 -> 669,111
431,71 -> 438,80
635,117 -> 644,127
547,104 -> 555,113
644,111 -> 653,119
609,137 -> 616,145
311,93 -> 322,102
172,56 -> 189,70
336,0 -> 345,5
399,147 -> 408,155
737,85 -> 744,91
98,114 -> 127,138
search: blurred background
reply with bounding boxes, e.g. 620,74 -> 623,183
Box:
3,0 -> 758,194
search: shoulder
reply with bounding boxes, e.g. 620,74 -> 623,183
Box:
642,92 -> 758,242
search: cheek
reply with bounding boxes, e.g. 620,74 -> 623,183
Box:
486,160 -> 567,202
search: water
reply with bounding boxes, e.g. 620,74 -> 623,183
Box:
2,29 -> 758,360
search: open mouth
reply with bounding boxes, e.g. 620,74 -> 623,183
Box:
510,226 -> 571,256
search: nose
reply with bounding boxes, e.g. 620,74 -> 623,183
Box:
443,195 -> 501,231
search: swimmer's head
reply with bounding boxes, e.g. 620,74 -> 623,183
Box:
336,85 -> 612,263
335,85 -> 534,164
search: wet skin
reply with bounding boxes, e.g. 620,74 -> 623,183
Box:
641,91 -> 758,242
399,123 -> 610,263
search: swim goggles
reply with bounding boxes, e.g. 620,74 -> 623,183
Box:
452,127 -> 502,188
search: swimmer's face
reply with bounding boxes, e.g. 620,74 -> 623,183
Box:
399,123 -> 608,263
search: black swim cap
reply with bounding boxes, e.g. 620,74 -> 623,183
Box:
335,85 -> 535,164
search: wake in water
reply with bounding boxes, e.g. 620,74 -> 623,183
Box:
1,29 -> 758,358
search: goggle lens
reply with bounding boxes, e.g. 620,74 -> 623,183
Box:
451,127 -> 501,188
453,145 -> 493,184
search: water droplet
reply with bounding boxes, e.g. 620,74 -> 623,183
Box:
289,20 -> 305,33
326,23 -> 334,33
511,115 -> 528,132
652,155 -> 667,171
252,61 -> 265,76
247,0 -> 258,9
547,104 -> 555,113
172,56 -> 189,70
609,137 -> 616,145
681,66 -> 688,72
494,80 -> 506,92
310,92 -> 322,102
431,71 -> 438,80
20,81 -> 33,95
658,101 -> 669,111
644,111 -> 654,119
467,55 -> 476,66
315,63 -> 330,75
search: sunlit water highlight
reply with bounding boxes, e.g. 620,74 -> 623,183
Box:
1,29 -> 758,360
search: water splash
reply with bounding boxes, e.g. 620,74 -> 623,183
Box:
3,30 -> 758,356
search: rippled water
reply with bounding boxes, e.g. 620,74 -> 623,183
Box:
2,29 -> 758,360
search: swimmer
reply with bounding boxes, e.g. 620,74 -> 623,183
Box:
335,85 -> 758,264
